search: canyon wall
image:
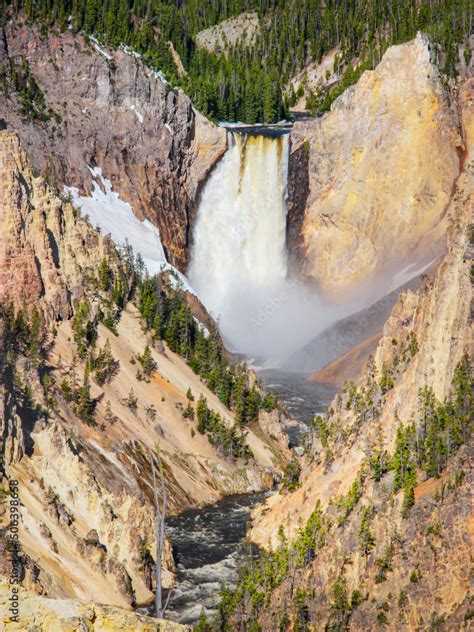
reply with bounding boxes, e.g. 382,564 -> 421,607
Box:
0,129 -> 289,614
0,19 -> 226,270
246,75 -> 473,630
288,33 -> 465,296
0,579 -> 189,631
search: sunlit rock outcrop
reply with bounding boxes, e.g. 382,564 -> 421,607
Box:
289,34 -> 464,295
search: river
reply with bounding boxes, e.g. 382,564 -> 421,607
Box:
164,492 -> 266,625
257,368 -> 337,444
163,370 -> 336,626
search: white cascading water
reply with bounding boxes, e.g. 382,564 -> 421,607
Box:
189,131 -> 334,361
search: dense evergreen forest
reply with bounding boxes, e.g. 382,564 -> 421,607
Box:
1,0 -> 472,122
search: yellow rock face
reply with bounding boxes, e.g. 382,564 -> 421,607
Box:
249,72 -> 473,560
0,580 -> 189,631
290,33 -> 463,295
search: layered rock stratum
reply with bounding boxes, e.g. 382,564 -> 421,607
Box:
0,14 -> 472,631
246,73 -> 473,630
0,579 -> 189,631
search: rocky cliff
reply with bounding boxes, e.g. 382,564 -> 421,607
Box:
288,34 -> 466,297
0,18 -> 227,270
238,75 -> 473,631
0,129 -> 290,618
195,11 -> 260,54
0,579 -> 189,631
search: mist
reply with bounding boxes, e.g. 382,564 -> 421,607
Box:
188,128 -> 439,367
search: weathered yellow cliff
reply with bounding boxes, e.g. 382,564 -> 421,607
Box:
0,580 -> 189,631
289,33 -> 464,296
245,74 -> 473,631
252,74 -> 473,547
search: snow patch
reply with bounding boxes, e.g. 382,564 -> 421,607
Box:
150,68 -> 169,85
193,317 -> 210,338
120,44 -> 142,60
90,35 -> 112,61
64,168 -> 196,295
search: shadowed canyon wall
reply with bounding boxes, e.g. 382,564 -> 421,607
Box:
0,20 -> 226,270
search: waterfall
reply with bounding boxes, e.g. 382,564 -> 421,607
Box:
189,131 -> 288,303
188,129 -> 345,361
188,131 -> 301,360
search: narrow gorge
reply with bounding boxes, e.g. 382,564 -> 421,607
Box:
0,3 -> 472,632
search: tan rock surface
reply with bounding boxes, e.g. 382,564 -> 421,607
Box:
251,87 -> 472,545
243,72 -> 473,632
289,33 -> 464,295
0,129 -> 289,610
195,12 -> 260,54
0,579 -> 189,631
309,332 -> 382,387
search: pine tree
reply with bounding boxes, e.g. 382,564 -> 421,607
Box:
98,257 -> 112,292
126,388 -> 138,411
358,506 -> 375,555
75,372 -> 96,424
138,344 -> 156,378
197,395 -> 209,434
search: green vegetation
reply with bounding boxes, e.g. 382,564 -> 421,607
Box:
212,353 -> 472,629
74,372 -> 96,424
135,344 -> 156,381
281,458 -> 301,491
358,505 -> 375,555
374,543 -> 393,583
3,57 -> 54,122
390,356 -> 472,516
126,387 -> 138,411
196,394 -> 252,459
334,467 -> 367,526
88,339 -> 119,386
217,501 -> 327,629
0,302 -> 47,452
137,274 -> 277,428
3,1 -> 471,123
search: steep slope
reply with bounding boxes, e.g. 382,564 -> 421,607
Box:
288,34 -> 465,296
223,77 -> 473,631
0,19 -> 226,270
0,130 -> 289,616
2,1 -> 471,124
195,12 -> 260,54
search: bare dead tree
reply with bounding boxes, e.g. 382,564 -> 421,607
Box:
151,447 -> 172,619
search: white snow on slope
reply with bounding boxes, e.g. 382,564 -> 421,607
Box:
65,167 -> 195,294
90,35 -> 113,60
120,44 -> 142,60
